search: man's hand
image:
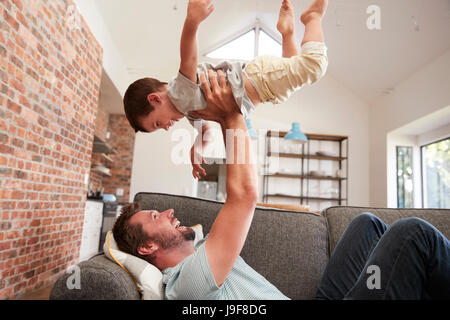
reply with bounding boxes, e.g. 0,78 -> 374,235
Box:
186,0 -> 215,26
190,69 -> 240,124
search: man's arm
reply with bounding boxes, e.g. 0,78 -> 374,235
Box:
179,0 -> 214,82
206,117 -> 258,287
197,70 -> 258,287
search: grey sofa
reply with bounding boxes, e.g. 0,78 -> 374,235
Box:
50,192 -> 450,300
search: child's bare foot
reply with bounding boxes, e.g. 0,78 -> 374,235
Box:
300,0 -> 328,25
277,0 -> 295,36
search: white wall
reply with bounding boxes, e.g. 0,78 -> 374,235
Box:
250,73 -> 370,208
129,71 -> 371,207
370,49 -> 450,207
74,0 -> 130,97
129,122 -> 197,201
418,122 -> 450,147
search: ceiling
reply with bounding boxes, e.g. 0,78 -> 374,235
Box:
95,0 -> 450,113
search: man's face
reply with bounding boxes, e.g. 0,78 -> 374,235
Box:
130,209 -> 195,250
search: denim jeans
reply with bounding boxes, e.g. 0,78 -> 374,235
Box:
316,213 -> 450,300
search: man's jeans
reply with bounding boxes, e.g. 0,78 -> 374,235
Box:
316,213 -> 450,299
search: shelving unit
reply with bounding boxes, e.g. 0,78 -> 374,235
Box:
91,135 -> 116,177
263,131 -> 349,210
93,136 -> 117,155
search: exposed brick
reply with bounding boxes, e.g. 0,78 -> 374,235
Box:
0,0 -> 103,300
0,44 -> 6,57
0,242 -> 11,251
3,8 -> 20,31
11,0 -> 23,11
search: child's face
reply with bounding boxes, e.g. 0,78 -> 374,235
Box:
139,91 -> 183,133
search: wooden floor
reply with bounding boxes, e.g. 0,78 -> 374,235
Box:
17,286 -> 52,300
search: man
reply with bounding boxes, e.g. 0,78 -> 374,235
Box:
114,69 -> 289,299
114,70 -> 450,300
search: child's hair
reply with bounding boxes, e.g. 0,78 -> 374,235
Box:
123,78 -> 168,133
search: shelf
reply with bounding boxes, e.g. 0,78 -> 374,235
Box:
267,152 -> 347,161
93,136 -> 117,155
91,166 -> 112,177
265,194 -> 346,202
264,173 -> 346,181
263,131 -> 349,210
101,153 -> 113,163
267,131 -> 348,142
199,174 -> 218,182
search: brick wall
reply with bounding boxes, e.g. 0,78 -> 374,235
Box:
94,97 -> 108,142
88,102 -> 109,193
0,0 -> 103,299
102,115 -> 135,203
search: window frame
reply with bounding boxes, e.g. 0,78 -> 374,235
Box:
202,19 -> 282,61
396,145 -> 414,208
420,136 -> 450,208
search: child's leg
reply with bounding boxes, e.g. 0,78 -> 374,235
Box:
277,0 -> 299,58
244,0 -> 329,105
277,0 -> 328,57
300,0 -> 328,46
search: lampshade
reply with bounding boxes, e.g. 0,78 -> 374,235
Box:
284,122 -> 307,143
245,118 -> 257,139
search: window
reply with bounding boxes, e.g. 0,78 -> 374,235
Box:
205,22 -> 282,61
257,30 -> 282,57
396,146 -> 414,208
421,137 -> 450,208
206,29 -> 256,61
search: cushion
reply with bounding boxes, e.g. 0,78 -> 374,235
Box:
322,206 -> 450,255
103,225 -> 204,300
50,254 -> 141,300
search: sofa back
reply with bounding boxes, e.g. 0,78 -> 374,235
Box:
322,206 -> 450,255
134,192 -> 329,300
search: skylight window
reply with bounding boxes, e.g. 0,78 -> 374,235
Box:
258,30 -> 282,57
206,30 -> 256,61
205,22 -> 282,61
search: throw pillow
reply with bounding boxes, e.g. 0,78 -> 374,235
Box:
104,224 -> 204,300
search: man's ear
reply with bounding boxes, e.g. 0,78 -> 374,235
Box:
137,241 -> 158,257
147,93 -> 162,107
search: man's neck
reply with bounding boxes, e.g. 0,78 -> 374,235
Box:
154,241 -> 195,271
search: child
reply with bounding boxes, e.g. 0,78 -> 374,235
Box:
123,0 -> 329,179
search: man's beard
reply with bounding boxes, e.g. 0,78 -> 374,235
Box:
156,227 -> 196,250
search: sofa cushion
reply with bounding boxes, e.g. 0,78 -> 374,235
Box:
322,206 -> 450,255
134,192 -> 329,300
50,254 -> 140,300
103,231 -> 163,300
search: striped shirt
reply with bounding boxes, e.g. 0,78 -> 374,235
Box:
162,236 -> 290,300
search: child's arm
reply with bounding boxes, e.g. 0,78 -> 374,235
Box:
180,0 -> 214,83
190,121 -> 212,179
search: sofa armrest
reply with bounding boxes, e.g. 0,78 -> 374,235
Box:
50,254 -> 140,300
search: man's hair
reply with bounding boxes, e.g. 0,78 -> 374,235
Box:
112,202 -> 154,262
123,78 -> 168,133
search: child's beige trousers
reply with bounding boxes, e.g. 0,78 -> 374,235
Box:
245,41 -> 328,104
